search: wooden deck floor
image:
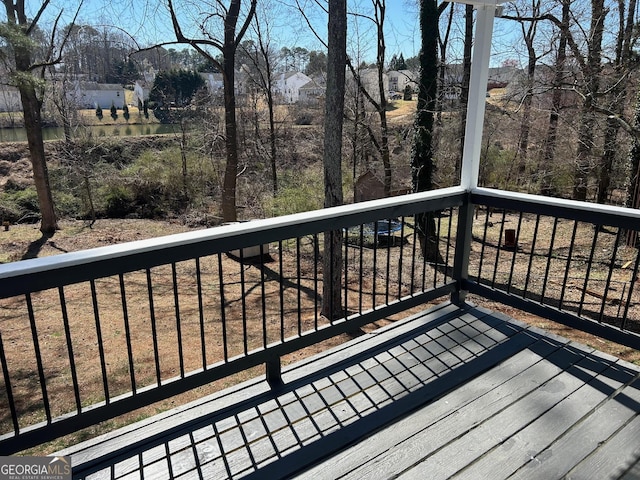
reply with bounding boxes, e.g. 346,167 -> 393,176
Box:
58,302 -> 640,480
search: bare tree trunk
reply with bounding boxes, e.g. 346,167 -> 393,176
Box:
573,0 -> 605,201
540,0 -> 569,196
166,0 -> 257,223
20,85 -> 58,234
514,0 -> 540,181
412,0 -> 442,263
2,0 -> 60,235
457,4 -> 473,178
626,88 -> 640,246
597,0 -> 636,205
322,0 -> 347,320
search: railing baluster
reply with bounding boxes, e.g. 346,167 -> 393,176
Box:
444,207 -> 454,284
313,233 -> 319,331
145,269 -> 161,386
372,221 -> 378,308
358,224 -> 365,314
259,245 -> 267,349
506,211 -> 523,294
477,208 -> 491,284
26,293 -> 51,423
217,253 -> 228,362
58,286 -> 82,412
195,258 -> 206,370
118,274 -> 136,393
579,227 -> 600,317
171,263 -> 185,377
385,219 -> 392,306
398,217 -> 406,299
297,236 -> 302,336
410,218 -> 418,293
0,331 -> 19,434
433,213 -> 441,288
278,240 -> 285,341
621,240 -> 640,330
238,249 -> 248,355
599,228 -> 622,323
523,214 -> 541,299
90,280 -> 110,402
490,209 -> 507,289
559,221 -> 579,310
540,217 -> 559,305
344,225 -> 349,315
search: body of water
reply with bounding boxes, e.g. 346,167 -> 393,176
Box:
0,124 -> 181,142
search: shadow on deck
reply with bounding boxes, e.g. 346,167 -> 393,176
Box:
57,302 -> 640,479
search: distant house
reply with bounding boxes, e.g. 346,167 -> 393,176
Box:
355,170 -> 411,202
348,68 -> 389,104
275,72 -> 313,104
441,64 -> 520,102
0,86 -> 22,112
198,72 -> 225,99
68,82 -> 125,109
133,80 -> 151,107
388,70 -> 417,95
298,79 -> 324,105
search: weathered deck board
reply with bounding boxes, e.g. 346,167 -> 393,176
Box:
55,302 -> 640,480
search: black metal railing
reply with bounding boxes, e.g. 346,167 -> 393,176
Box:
0,187 -> 464,454
467,188 -> 640,348
2,185 -> 640,455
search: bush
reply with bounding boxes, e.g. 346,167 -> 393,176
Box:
0,188 -> 40,222
265,170 -> 323,216
53,191 -> 82,218
102,185 -> 135,218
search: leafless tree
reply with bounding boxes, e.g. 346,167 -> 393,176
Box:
0,0 -> 81,234
162,0 -> 258,222
322,0 -> 347,319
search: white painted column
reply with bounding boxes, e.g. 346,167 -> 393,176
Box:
459,4 -> 498,190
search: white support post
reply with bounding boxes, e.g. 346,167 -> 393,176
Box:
459,4 -> 498,191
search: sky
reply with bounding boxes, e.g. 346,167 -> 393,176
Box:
34,0 -> 514,69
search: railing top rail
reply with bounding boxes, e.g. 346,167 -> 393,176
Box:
472,187 -> 640,228
0,186 -> 465,298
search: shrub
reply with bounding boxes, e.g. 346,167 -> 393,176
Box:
265,170 -> 323,216
102,185 -> 135,218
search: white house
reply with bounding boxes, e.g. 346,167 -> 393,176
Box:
68,82 -> 126,109
388,70 -> 417,94
298,79 -> 324,105
132,80 -> 151,107
198,72 -> 224,97
348,68 -> 389,104
275,72 -> 313,104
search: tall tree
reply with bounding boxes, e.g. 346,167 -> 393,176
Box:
597,0 -> 637,204
539,0 -> 570,195
346,0 -> 392,196
322,0 -> 347,319
0,1 -> 77,234
457,4 -> 473,177
512,0 -> 543,180
573,0 -> 605,201
165,0 -> 257,222
412,0 -> 445,261
241,3 -> 280,194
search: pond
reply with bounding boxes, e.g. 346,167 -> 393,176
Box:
0,123 -> 181,142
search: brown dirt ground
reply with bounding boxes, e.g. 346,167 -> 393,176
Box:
2,204 -> 639,455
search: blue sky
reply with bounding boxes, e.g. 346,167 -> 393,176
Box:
35,0 -> 513,68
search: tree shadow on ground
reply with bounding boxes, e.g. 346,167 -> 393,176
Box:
21,233 -> 53,260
